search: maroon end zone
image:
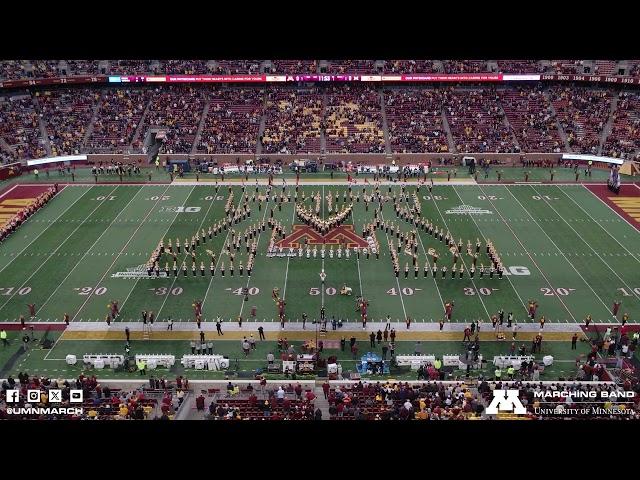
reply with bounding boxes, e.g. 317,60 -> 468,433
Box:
0,184 -> 61,226
584,184 -> 640,231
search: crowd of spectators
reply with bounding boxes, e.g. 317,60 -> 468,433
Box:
261,87 -> 323,154
38,88 -> 100,156
198,87 -> 264,154
602,91 -> 640,159
385,88 -> 449,153
499,85 -> 564,153
327,60 -> 377,74
107,60 -> 152,75
384,60 -> 438,74
444,87 -> 519,153
496,60 -> 545,73
0,60 -> 26,81
86,88 -> 152,153
548,60 -> 583,75
30,60 -> 61,78
206,382 -> 316,420
0,373 -> 172,420
64,60 -> 101,76
212,60 -> 262,75
157,60 -> 210,75
325,85 -> 385,153
270,60 -> 318,74
549,85 -> 612,154
142,85 -> 207,154
442,60 -> 489,74
328,381 -> 483,420
0,94 -> 48,160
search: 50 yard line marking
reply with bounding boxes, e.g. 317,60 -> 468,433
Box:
0,185 -> 120,315
0,186 -> 91,276
70,184 -> 173,322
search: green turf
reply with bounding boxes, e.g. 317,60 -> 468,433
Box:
2,182 -> 640,324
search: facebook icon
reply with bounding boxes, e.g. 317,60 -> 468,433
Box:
6,390 -> 20,403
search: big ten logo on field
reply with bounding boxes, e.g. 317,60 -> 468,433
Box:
159,206 -> 201,213
486,390 -> 527,415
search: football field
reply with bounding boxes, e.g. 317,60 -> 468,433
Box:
1,179 -> 640,327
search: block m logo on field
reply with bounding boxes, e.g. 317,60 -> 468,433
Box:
486,389 -> 526,414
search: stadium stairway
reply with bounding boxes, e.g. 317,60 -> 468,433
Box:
191,100 -> 211,155
32,95 -> 52,156
320,91 -> 327,154
81,91 -> 104,150
543,88 -> 572,151
0,137 -> 13,157
379,90 -> 391,154
129,98 -> 153,151
441,110 -> 456,153
597,94 -> 619,155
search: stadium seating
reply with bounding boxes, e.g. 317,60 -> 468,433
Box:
602,91 -> 640,159
86,88 -> 152,153
498,85 -> 564,153
549,85 -> 612,154
142,85 -> 207,154
444,87 -> 518,153
325,85 -> 385,153
0,94 -> 48,160
38,88 -> 100,156
385,88 -> 449,153
262,87 -> 323,154
197,87 -> 264,154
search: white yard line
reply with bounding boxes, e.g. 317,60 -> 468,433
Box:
119,186 -> 197,320
0,186 -> 120,313
0,184 -> 19,201
504,185 -> 612,319
377,203 -> 407,322
237,188 -> 271,319
201,191 -> 246,317
70,185 -> 173,322
475,184 -> 575,323
0,186 -> 92,275
452,185 -> 528,316
155,186 -> 219,320
540,185 -> 640,301
281,194 -> 297,301
37,187 -> 150,317
427,187 -> 492,321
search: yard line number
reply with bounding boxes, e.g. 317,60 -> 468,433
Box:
74,286 -> 107,295
94,196 -> 117,201
540,287 -> 575,296
149,287 -> 184,296
0,287 -> 31,295
386,287 -> 421,296
464,287 -> 496,296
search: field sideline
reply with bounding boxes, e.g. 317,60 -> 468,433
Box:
0,180 -> 639,329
